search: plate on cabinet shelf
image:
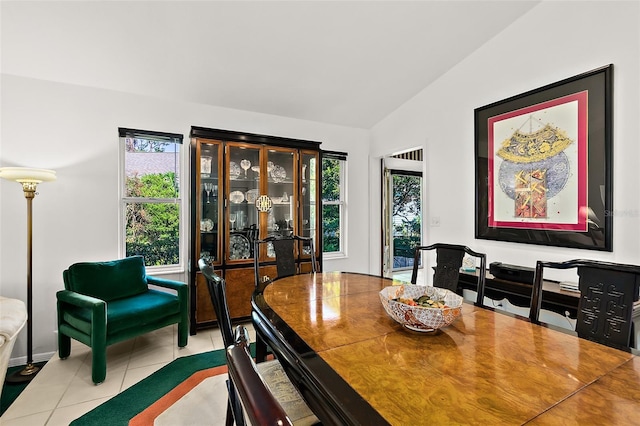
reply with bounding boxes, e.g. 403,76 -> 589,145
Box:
229,162 -> 241,180
270,165 -> 287,183
229,234 -> 251,260
245,189 -> 259,203
200,218 -> 214,232
230,190 -> 245,204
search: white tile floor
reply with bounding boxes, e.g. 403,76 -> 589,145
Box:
1,322 -> 254,426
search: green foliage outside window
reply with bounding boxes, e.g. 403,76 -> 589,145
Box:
322,205 -> 340,252
125,172 -> 180,266
322,158 -> 341,252
392,174 -> 422,267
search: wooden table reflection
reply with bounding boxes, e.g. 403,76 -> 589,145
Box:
251,272 -> 640,425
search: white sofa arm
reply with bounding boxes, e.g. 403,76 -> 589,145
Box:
0,296 -> 28,390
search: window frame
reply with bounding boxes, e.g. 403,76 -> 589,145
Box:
322,151 -> 347,259
118,128 -> 185,274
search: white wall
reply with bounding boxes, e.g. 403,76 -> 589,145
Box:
0,75 -> 371,361
369,2 -> 640,276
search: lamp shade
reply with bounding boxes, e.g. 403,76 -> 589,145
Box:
0,167 -> 57,183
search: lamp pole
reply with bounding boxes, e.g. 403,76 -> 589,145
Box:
0,167 -> 56,383
23,182 -> 38,377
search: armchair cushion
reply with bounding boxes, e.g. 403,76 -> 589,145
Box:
65,255 -> 148,301
61,289 -> 180,336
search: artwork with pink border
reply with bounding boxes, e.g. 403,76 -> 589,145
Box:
475,65 -> 612,251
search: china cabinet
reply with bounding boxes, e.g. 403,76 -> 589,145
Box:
189,127 -> 321,332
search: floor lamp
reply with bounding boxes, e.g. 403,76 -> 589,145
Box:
0,167 -> 56,382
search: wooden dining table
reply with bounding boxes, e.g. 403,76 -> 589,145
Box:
251,271 -> 640,425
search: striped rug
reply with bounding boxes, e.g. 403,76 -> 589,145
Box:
71,347 -> 246,425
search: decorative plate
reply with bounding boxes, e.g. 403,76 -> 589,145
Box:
200,218 -> 214,232
229,234 -> 251,260
229,161 -> 241,180
245,189 -> 259,203
271,165 -> 287,183
230,190 -> 245,204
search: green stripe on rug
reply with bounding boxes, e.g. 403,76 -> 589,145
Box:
72,346 -> 252,425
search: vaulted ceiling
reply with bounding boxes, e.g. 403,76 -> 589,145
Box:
1,1 -> 539,129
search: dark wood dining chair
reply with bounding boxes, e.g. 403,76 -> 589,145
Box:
198,259 -> 318,426
253,235 -> 317,291
530,259 -> 640,350
410,243 -> 487,306
226,326 -> 292,426
253,235 -> 318,361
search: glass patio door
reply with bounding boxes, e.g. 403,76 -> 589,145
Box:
382,156 -> 423,277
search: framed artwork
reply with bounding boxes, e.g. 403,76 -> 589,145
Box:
474,65 -> 612,251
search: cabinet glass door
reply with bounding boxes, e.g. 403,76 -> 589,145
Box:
199,142 -> 221,264
301,151 -> 318,257
265,148 -> 295,237
227,144 -> 261,262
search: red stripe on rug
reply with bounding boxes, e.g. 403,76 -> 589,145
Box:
129,364 -> 228,426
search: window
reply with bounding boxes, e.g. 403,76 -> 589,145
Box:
322,151 -> 347,256
119,128 -> 184,270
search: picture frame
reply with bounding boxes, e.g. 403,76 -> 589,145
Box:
474,65 -> 613,251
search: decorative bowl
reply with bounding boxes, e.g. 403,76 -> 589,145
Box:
379,285 -> 463,332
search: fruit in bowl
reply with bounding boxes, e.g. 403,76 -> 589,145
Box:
379,285 -> 463,332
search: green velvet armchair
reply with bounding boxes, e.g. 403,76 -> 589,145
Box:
56,255 -> 188,384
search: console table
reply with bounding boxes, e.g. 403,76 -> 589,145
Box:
458,269 -> 579,318
458,269 -> 640,343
